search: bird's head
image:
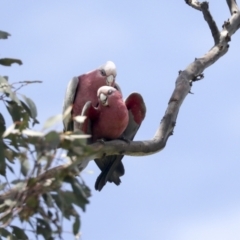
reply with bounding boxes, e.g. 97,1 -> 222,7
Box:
98,61 -> 117,86
80,61 -> 117,90
97,86 -> 122,107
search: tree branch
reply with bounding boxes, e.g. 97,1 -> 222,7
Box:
227,0 -> 239,15
85,0 -> 240,160
223,0 -> 240,36
200,2 -> 220,44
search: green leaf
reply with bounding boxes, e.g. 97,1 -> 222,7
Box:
0,76 -> 11,93
3,76 -> 8,81
42,114 -> 62,130
0,77 -> 21,104
36,218 -> 52,239
0,182 -> 7,191
0,58 -> 22,66
58,190 -> 89,212
7,235 -> 17,240
6,101 -> 22,123
0,30 -> 11,39
0,139 -> 6,176
20,100 -> 32,120
22,129 -> 43,137
42,193 -> 54,208
20,155 -> 29,177
0,113 -> 6,135
0,227 -> 11,237
73,215 -> 80,235
21,95 -> 37,119
66,177 -> 90,211
51,193 -> 75,220
11,226 -> 28,240
44,131 -> 60,150
2,123 -> 16,138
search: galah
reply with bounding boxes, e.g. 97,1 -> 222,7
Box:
94,91 -> 146,191
79,85 -> 129,184
62,61 -> 117,132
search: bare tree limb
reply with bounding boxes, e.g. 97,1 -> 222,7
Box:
223,0 -> 240,36
227,0 -> 239,15
85,0 -> 239,160
200,2 -> 220,44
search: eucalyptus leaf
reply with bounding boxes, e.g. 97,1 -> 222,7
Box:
2,124 -> 16,138
21,95 -> 37,119
0,228 -> 11,237
0,113 -> 6,135
0,76 -> 11,94
0,30 -> 11,39
73,215 -> 80,235
58,190 -> 90,212
42,114 -> 62,130
42,193 -> 54,208
6,101 -> 22,123
0,182 -> 7,191
0,140 -> 6,176
0,58 -> 22,66
3,76 -> 8,81
11,226 -> 28,240
22,129 -> 44,137
0,77 -> 21,104
36,218 -> 52,239
44,131 -> 60,149
20,156 -> 30,177
51,193 -> 74,220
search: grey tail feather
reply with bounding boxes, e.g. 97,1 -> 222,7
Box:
94,157 -> 124,191
95,171 -> 121,191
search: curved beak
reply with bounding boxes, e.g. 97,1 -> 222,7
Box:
106,75 -> 114,85
99,93 -> 108,106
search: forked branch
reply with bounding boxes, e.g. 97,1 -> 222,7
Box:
85,0 -> 240,160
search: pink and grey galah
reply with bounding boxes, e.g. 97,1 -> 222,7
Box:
62,61 -> 118,132
80,86 -> 146,191
94,89 -> 146,191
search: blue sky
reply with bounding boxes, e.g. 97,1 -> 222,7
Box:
1,1 -> 240,240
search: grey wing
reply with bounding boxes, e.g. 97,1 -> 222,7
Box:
62,77 -> 79,132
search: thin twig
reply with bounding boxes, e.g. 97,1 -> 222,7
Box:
200,2 -> 220,44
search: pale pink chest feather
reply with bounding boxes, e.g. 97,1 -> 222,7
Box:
92,101 -> 129,141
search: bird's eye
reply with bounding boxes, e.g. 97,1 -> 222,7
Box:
108,89 -> 113,95
100,69 -> 106,76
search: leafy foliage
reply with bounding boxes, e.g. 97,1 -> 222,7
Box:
0,30 -> 92,239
